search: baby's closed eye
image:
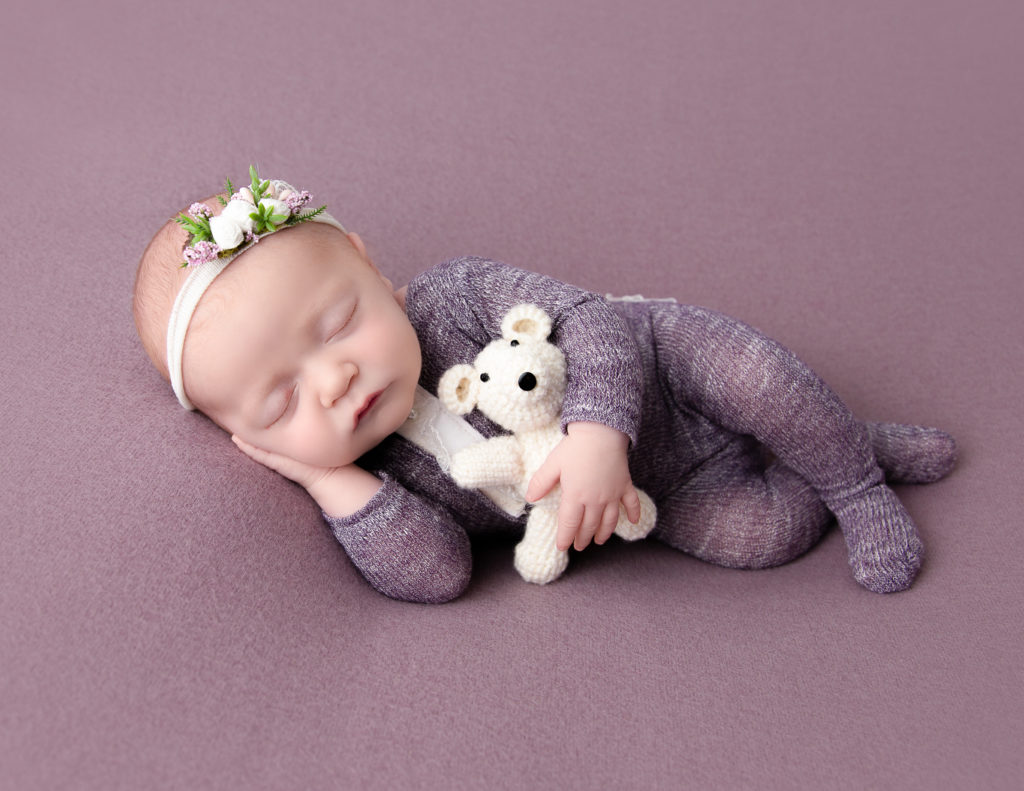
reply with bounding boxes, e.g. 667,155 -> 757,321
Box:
265,383 -> 297,427
325,300 -> 358,342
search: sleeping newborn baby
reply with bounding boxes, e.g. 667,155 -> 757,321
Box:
132,167 -> 956,603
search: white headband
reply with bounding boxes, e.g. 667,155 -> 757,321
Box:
166,170 -> 345,409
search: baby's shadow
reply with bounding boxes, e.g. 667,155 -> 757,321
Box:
466,534 -> 679,600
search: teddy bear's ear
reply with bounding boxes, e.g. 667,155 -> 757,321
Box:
437,364 -> 480,415
500,304 -> 552,341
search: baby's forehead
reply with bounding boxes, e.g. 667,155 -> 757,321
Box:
220,223 -> 342,289
192,224 -> 349,325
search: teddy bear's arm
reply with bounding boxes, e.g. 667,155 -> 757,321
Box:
449,436 -> 525,489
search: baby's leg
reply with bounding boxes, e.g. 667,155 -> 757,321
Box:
652,305 -> 924,593
653,439 -> 831,570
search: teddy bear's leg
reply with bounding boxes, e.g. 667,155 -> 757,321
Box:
514,507 -> 569,584
866,422 -> 957,484
613,489 -> 657,541
651,304 -> 929,593
652,438 -> 832,570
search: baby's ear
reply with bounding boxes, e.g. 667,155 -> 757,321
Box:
500,304 -> 552,342
346,231 -> 368,257
438,364 -> 480,415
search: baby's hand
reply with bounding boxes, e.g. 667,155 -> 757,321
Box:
231,435 -> 333,491
525,422 -> 641,552
231,436 -> 381,518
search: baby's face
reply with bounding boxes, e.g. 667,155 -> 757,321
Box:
183,226 -> 422,469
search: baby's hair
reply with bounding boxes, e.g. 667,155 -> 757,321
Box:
132,195 -> 225,380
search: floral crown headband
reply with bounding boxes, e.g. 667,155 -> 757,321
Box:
166,165 -> 346,410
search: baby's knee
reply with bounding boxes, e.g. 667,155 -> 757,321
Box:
738,507 -> 830,569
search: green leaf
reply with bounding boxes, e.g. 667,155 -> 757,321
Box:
174,214 -> 211,239
293,205 -> 327,223
249,165 -> 262,197
249,203 -> 266,234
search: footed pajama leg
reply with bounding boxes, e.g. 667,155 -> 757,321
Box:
651,305 -> 930,592
867,422 -> 957,484
652,438 -> 831,569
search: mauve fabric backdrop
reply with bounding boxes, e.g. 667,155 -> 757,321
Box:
1,1 -> 1021,789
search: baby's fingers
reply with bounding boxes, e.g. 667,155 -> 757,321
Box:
555,500 -> 584,552
622,487 -> 642,524
574,504 -> 609,552
231,435 -> 311,486
594,503 -> 620,546
232,435 -> 272,465
526,460 -> 560,503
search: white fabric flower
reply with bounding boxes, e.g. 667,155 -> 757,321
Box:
209,198 -> 258,249
209,213 -> 245,249
220,198 -> 257,230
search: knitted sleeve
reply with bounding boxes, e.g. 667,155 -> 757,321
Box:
408,257 -> 644,446
323,472 -> 473,603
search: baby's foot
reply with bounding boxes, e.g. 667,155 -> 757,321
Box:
831,484 -> 925,593
867,422 -> 957,484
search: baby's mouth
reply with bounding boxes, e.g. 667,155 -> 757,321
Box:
354,390 -> 382,427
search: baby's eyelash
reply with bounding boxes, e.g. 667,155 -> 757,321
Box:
327,301 -> 358,341
268,385 -> 296,426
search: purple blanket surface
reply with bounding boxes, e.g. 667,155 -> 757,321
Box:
1,2 -> 1020,789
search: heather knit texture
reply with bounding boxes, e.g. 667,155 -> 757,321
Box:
324,257 -> 956,602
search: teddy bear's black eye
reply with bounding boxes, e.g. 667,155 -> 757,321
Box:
480,373 -> 490,382
510,340 -> 519,347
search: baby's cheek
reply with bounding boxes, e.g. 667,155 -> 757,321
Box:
287,430 -> 349,469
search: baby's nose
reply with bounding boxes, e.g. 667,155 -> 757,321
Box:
314,360 -> 357,408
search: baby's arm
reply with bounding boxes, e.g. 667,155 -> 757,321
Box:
411,258 -> 647,552
232,437 -> 471,603
411,257 -> 645,446
323,474 -> 472,604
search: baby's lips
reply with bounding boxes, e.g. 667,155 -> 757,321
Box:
353,390 -> 382,428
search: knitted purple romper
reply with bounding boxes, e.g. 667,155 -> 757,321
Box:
325,258 -> 956,603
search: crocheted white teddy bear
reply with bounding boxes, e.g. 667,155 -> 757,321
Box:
437,303 -> 657,584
